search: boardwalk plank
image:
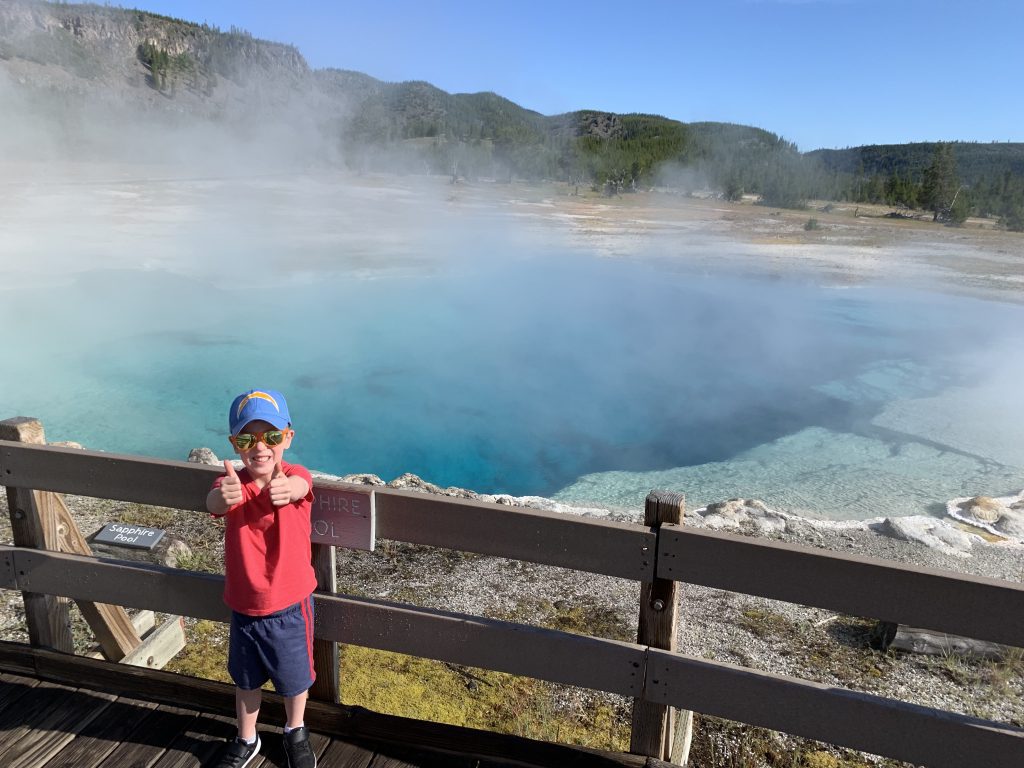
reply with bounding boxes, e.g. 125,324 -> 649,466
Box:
44,696 -> 159,768
97,705 -> 200,768
149,711 -> 236,768
367,743 -> 480,768
316,738 -> 375,768
0,672 -> 39,709
0,680 -> 79,757
368,753 -> 420,768
0,677 -> 58,731
0,643 -> 652,767
369,759 -> 414,767
0,685 -> 116,768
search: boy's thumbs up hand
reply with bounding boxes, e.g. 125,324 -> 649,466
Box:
219,460 -> 243,508
268,460 -> 292,507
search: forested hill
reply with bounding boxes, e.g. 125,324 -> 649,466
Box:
2,0 -> 1022,229
805,143 -> 1024,228
809,144 -> 1024,187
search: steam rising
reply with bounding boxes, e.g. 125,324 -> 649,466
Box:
2,7 -> 1022,520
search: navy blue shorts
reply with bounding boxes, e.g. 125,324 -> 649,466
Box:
228,596 -> 316,697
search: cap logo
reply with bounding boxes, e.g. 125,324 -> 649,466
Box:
236,391 -> 280,418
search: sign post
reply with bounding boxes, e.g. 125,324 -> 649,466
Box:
309,483 -> 375,704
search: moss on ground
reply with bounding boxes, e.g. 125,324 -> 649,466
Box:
738,608 -> 798,640
338,644 -> 629,750
110,502 -> 180,530
163,619 -> 232,683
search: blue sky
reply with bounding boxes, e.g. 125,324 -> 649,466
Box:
132,0 -> 1022,151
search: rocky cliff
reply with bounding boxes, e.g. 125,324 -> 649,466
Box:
0,0 -> 312,118
0,1 -> 578,147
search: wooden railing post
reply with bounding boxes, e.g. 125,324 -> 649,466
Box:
630,490 -> 691,765
309,542 -> 340,703
54,487 -> 144,660
1,418 -> 143,660
0,417 -> 74,652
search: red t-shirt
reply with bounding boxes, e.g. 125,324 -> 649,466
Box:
211,461 -> 317,616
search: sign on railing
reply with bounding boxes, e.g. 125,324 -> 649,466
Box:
93,522 -> 166,551
312,485 -> 375,551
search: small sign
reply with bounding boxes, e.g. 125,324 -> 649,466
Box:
93,523 -> 166,551
312,486 -> 375,551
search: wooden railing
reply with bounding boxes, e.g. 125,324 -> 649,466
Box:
2,422 -> 1024,767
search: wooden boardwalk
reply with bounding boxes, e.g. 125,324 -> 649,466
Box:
0,643 -> 666,768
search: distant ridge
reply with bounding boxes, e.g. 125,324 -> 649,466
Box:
2,0 -> 1022,226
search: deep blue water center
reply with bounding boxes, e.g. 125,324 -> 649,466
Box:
5,247 -> 1023,517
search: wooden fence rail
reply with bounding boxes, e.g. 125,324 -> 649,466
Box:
3,440 -> 1022,645
659,524 -> 1024,648
1,545 -> 1022,767
3,435 -> 1024,767
0,440 -> 655,581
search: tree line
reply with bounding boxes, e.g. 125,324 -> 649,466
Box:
327,77 -> 1024,231
366,123 -> 1021,231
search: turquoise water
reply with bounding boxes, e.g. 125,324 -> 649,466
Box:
2,177 -> 1023,519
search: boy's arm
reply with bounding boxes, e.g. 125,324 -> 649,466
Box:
207,460 -> 243,516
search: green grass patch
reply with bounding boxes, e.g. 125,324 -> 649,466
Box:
109,502 -> 180,530
738,608 -> 797,640
921,645 -> 1024,720
163,619 -> 232,683
339,644 -> 628,750
172,548 -> 220,574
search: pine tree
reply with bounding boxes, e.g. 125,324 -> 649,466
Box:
920,143 -> 961,222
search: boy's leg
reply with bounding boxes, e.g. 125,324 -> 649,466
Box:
236,686 -> 263,740
276,597 -> 317,767
282,690 -> 315,768
284,689 -> 308,729
229,610 -> 268,740
211,686 -> 262,767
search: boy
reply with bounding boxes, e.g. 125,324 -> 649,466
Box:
206,389 -> 318,768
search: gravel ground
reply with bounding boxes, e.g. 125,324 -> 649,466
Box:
2,478 -> 1022,767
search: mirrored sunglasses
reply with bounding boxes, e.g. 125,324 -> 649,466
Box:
229,429 -> 291,451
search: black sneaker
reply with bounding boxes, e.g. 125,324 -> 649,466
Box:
212,735 -> 261,768
283,726 -> 316,768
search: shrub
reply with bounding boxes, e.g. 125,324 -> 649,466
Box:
724,180 -> 744,202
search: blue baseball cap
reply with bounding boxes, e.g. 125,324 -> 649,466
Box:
229,389 -> 291,435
